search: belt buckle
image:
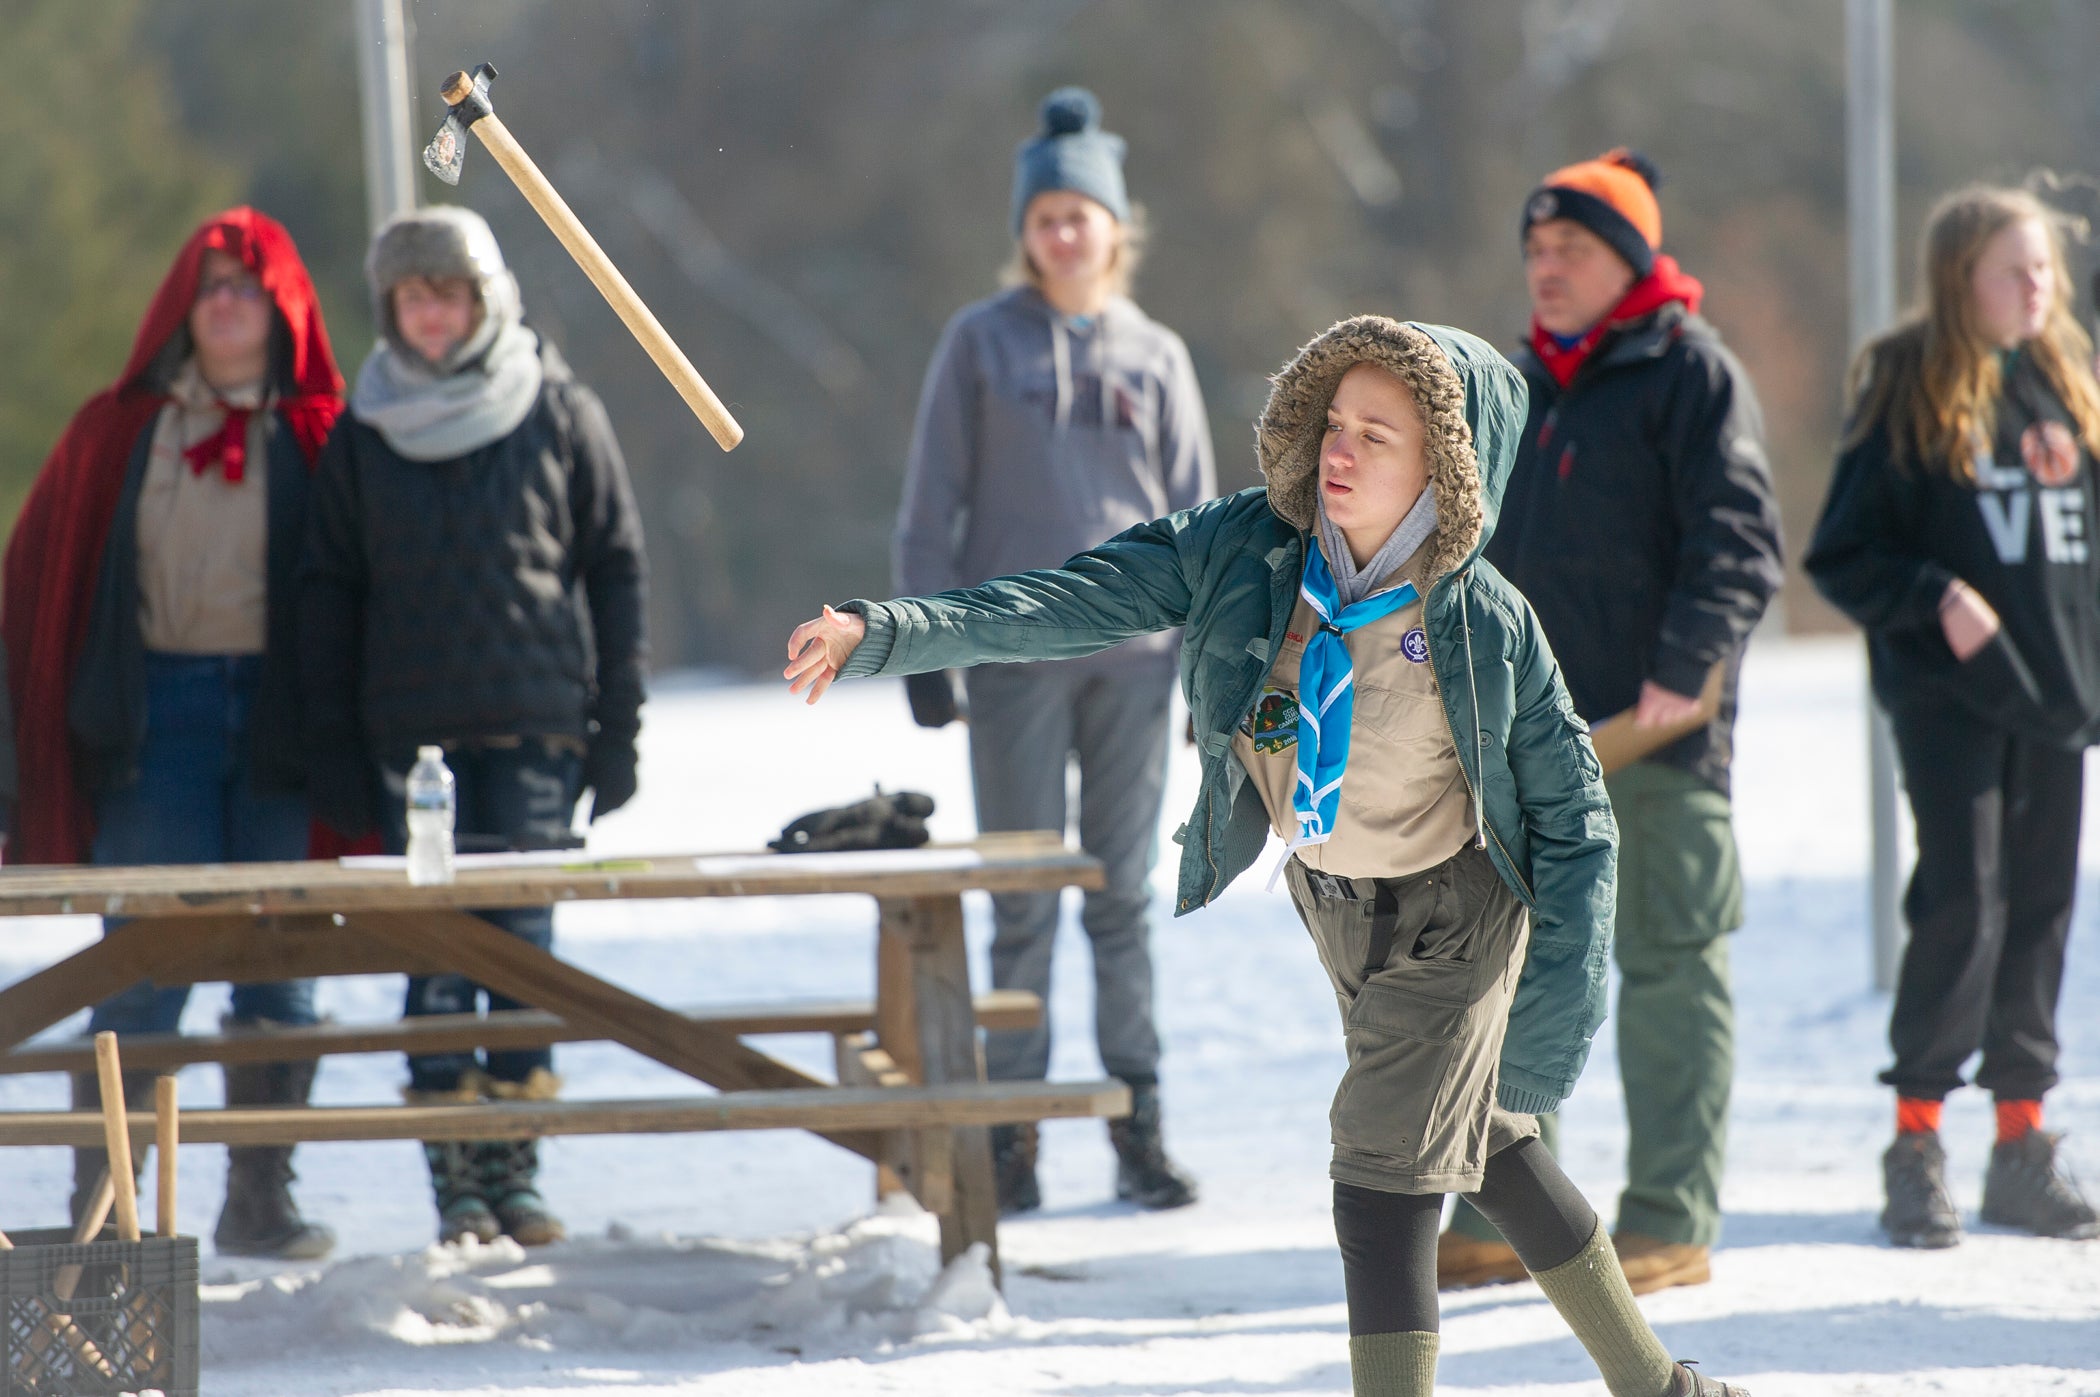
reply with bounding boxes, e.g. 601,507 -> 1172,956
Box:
1307,867 -> 1359,902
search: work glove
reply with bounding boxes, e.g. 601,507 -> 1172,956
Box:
584,735 -> 639,821
904,670 -> 965,728
768,787 -> 935,854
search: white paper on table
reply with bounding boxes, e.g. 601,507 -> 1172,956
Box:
690,847 -> 990,878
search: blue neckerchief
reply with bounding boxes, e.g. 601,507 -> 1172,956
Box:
1291,543 -> 1420,847
1546,328 -> 1586,352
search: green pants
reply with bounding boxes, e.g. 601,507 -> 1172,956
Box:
1453,761 -> 1741,1248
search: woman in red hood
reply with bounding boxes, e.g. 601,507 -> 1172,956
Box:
1,208 -> 343,1261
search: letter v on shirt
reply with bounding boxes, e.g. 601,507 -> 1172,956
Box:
1975,449 -> 2089,565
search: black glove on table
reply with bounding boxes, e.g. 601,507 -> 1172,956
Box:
769,788 -> 936,853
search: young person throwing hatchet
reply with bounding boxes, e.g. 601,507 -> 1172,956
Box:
785,315 -> 1753,1397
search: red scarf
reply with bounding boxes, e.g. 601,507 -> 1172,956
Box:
1529,255 -> 1705,389
1,208 -> 345,865
182,402 -> 256,482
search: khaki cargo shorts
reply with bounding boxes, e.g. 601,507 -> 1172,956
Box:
1286,841 -> 1536,1194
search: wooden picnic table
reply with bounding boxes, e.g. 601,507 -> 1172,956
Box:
0,832 -> 1123,1282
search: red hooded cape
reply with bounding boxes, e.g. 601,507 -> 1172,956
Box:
1528,254 -> 1705,389
1,208 -> 344,865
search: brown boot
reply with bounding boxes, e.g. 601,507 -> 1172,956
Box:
1435,1229 -> 1530,1288
1612,1232 -> 1711,1295
215,1051 -> 336,1261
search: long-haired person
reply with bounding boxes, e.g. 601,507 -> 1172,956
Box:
1808,184 -> 2100,1247
891,86 -> 1216,1212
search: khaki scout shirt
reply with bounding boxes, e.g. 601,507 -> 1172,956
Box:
136,364 -> 271,655
1231,554 -> 1475,879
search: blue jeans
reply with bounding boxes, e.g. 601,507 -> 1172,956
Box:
379,740 -> 583,1094
88,654 -> 317,1037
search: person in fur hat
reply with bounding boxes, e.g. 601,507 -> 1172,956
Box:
299,204 -> 648,1248
783,316 -> 1753,1396
3,207 -> 344,1261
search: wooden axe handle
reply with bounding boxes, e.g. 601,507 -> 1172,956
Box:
92,1032 -> 141,1242
155,1074 -> 178,1238
467,112 -> 743,451
1583,660 -> 1728,778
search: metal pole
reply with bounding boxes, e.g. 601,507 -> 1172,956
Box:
354,0 -> 418,234
1847,0 -> 1903,991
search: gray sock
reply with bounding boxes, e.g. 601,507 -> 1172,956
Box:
1527,1220 -> 1679,1397
1348,1330 -> 1438,1397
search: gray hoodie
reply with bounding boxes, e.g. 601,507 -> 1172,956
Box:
893,286 -> 1216,672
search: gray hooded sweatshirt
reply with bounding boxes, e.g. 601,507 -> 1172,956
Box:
893,286 -> 1216,672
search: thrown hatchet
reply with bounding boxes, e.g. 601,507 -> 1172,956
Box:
424,63 -> 744,450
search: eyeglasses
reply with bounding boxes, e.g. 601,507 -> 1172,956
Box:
196,277 -> 265,304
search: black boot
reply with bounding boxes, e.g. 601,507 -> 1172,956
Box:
1881,1132 -> 1962,1249
990,1123 -> 1042,1215
1980,1131 -> 2100,1239
476,1138 -> 565,1246
68,1068 -> 155,1234
1108,1081 -> 1197,1211
421,1138 -> 500,1244
215,1053 -> 335,1260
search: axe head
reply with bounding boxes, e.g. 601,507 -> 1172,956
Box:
422,63 -> 498,187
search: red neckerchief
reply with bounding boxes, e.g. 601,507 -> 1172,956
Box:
181,401 -> 255,483
1529,254 -> 1706,389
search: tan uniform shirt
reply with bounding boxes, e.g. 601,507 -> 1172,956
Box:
1231,554 -> 1475,879
136,364 -> 271,655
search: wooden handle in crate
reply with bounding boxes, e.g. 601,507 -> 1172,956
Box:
155,1075 -> 178,1238
91,1033 -> 140,1242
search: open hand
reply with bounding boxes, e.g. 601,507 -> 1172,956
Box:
1633,679 -> 1705,730
784,605 -> 867,705
1940,579 -> 2001,662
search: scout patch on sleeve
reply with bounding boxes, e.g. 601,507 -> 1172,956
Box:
1241,688 -> 1301,754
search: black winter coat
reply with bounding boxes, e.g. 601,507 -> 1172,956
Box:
69,413 -> 311,797
1806,348 -> 2100,746
1484,305 -> 1785,795
299,343 -> 648,833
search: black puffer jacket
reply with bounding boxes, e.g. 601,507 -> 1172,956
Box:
299,342 -> 647,833
1484,305 -> 1785,795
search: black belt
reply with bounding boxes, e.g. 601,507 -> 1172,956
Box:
1299,865 -> 1404,979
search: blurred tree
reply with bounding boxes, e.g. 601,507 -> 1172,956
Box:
0,0 -> 237,526
8,0 -> 2100,666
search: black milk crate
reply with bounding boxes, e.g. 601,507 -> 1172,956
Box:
2,1229 -> 198,1397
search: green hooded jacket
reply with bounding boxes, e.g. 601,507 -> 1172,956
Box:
840,318 -> 1616,1114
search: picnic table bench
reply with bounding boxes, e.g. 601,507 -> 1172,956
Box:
0,832 -> 1124,1282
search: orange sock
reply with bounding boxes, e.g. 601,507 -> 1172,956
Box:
1896,1097 -> 1943,1136
1996,1099 -> 2044,1143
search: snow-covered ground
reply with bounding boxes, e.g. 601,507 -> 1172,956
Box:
3,636 -> 2097,1394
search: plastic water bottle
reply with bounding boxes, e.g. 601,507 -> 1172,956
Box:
405,745 -> 456,886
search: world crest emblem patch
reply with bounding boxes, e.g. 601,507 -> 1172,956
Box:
1401,628 -> 1430,664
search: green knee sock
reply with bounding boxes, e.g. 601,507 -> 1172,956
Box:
1528,1221 -> 1679,1397
1348,1330 -> 1438,1397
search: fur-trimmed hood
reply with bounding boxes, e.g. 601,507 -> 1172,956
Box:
1256,317 -> 1529,585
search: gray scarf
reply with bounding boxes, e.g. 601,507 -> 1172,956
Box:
1317,487 -> 1438,606
350,302 -> 543,462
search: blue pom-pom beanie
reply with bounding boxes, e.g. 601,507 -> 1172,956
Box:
1010,87 -> 1129,234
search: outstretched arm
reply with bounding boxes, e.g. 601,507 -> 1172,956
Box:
784,508 -> 1205,703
